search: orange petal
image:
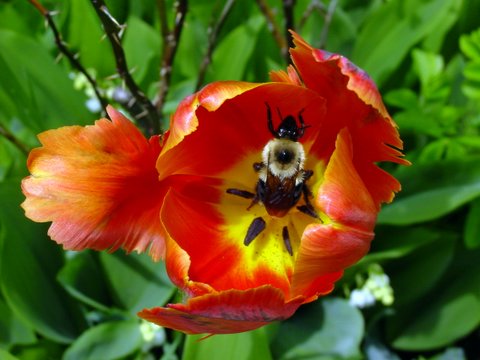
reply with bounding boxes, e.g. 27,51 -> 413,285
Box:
289,31 -> 409,207
21,106 -> 166,260
269,65 -> 302,86
317,128 -> 377,230
138,285 -> 304,334
291,225 -> 373,299
291,129 -> 375,298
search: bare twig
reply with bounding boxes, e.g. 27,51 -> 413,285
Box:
196,0 -> 237,90
255,0 -> 288,62
282,0 -> 296,60
319,0 -> 338,48
0,125 -> 29,156
154,0 -> 188,116
90,0 -> 160,135
298,0 -> 326,30
28,0 -> 109,112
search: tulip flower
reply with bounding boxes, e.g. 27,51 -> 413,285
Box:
21,106 -> 167,260
21,32 -> 408,335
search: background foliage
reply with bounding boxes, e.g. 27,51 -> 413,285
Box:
1,0 -> 479,359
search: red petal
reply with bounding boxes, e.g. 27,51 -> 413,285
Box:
291,129 -> 375,298
289,31 -> 409,207
21,106 -> 166,260
161,81 -> 262,155
158,82 -> 325,184
138,285 -> 304,334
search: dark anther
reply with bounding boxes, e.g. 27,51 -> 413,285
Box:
244,217 -> 266,246
282,226 -> 293,256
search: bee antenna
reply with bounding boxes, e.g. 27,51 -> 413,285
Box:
265,102 -> 277,137
276,107 -> 283,122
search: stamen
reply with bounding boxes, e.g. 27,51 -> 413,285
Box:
226,188 -> 255,199
244,217 -> 266,246
282,226 -> 293,256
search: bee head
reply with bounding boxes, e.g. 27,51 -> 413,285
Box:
266,103 -> 310,142
276,116 -> 304,141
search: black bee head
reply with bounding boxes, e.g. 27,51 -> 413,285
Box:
276,116 -> 302,141
266,103 -> 309,142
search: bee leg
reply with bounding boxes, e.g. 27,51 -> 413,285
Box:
253,162 -> 264,172
244,217 -> 266,246
297,204 -> 319,219
282,226 -> 293,256
297,181 -> 319,219
226,188 -> 255,199
303,169 -> 313,181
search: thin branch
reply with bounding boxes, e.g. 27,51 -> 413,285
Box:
298,0 -> 326,30
255,0 -> 288,62
196,0 -> 236,90
282,0 -> 296,62
28,0 -> 109,112
0,125 -> 29,156
319,0 -> 338,48
154,0 -> 188,116
156,0 -> 169,41
90,0 -> 160,135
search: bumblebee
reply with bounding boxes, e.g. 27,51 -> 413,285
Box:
227,103 -> 318,255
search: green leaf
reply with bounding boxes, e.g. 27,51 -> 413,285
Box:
428,347 -> 467,360
65,0 -> 116,77
0,30 -> 93,135
182,328 -> 272,360
57,251 -> 112,311
271,298 -> 364,360
360,226 -> 442,264
208,15 -> 264,81
378,157 -> 480,225
63,320 -> 142,360
99,251 -> 175,314
386,232 -> 456,306
9,339 -> 64,360
353,0 -> 462,85
388,255 -> 480,351
0,139 -> 14,182
464,197 -> 480,249
412,49 -> 445,90
0,297 -> 36,349
384,88 -> 419,110
123,15 -> 161,88
459,28 -> 480,60
0,180 -> 85,343
463,62 -> 480,82
0,349 -> 20,360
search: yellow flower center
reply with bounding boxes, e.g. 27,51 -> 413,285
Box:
219,143 -> 325,270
